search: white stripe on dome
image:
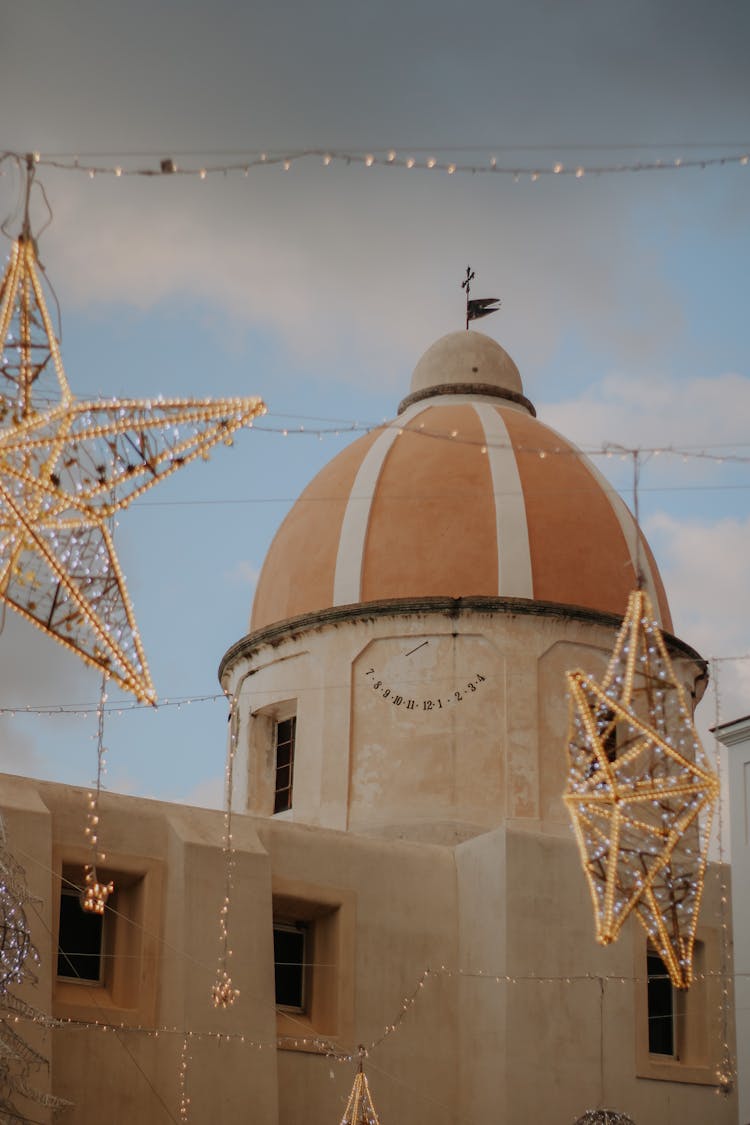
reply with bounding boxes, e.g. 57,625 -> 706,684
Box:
584,458 -> 663,619
473,404 -> 534,598
333,402 -> 427,606
548,430 -> 665,624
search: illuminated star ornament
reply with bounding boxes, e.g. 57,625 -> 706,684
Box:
574,1112 -> 636,1125
339,1055 -> 382,1125
564,590 -> 719,989
0,228 -> 265,703
0,816 -> 73,1119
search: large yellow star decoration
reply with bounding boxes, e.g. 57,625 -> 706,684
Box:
564,590 -> 719,988
0,233 -> 266,702
339,1058 -> 382,1125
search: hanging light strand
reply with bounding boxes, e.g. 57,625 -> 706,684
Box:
211,692 -> 240,1008
178,1034 -> 191,1122
81,673 -> 114,915
2,147 -> 749,183
710,660 -> 736,1097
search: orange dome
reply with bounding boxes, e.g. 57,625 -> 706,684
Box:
251,332 -> 671,632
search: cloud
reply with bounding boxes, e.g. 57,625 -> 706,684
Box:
2,0 -> 748,391
644,510 -> 750,730
35,171 -> 687,385
226,560 -> 261,588
0,612 -> 93,707
541,370 -> 750,452
646,511 -> 750,656
0,613 -> 96,785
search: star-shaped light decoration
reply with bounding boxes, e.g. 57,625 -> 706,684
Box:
0,818 -> 38,996
564,589 -> 719,988
0,234 -> 266,702
574,1112 -> 636,1125
0,816 -> 73,1119
339,1057 -> 381,1125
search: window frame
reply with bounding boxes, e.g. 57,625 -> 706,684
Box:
634,929 -> 722,1085
53,849 -> 163,1028
57,883 -> 107,986
246,698 -> 299,817
272,877 -> 355,1052
273,715 -> 297,814
273,919 -> 309,1012
646,948 -> 676,1058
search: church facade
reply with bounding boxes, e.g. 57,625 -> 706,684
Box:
1,331 -> 736,1124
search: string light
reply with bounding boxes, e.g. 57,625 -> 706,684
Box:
211,691 -> 241,1008
2,959 -> 744,1056
178,1035 -> 191,1122
710,661 -> 736,1097
0,220 -> 266,702
5,143 -> 747,185
0,646 -> 748,721
81,675 -> 114,915
234,414 -> 750,465
564,590 -> 719,989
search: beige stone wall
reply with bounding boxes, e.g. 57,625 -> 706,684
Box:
455,826 -> 735,1125
0,773 -> 736,1125
2,778 -> 279,1125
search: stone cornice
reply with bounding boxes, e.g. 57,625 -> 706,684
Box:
219,595 -> 705,682
397,382 -> 536,416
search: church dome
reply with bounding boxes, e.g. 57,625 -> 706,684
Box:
250,331 -> 671,633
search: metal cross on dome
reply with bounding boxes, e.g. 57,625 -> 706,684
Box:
0,157 -> 266,702
461,265 -> 501,330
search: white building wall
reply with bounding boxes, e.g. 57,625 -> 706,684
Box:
716,714 -> 750,1125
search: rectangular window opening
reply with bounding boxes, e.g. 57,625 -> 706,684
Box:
273,920 -> 307,1011
274,716 -> 297,813
647,950 -> 675,1057
57,886 -> 105,984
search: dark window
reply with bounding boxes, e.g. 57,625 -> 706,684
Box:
274,716 -> 296,813
273,921 -> 307,1010
647,951 -> 675,1056
57,888 -> 104,983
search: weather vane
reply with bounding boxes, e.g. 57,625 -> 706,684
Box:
461,266 -> 501,330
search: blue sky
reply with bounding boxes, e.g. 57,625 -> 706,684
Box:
0,0 -> 748,805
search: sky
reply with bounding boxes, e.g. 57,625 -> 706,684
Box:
0,0 -> 748,810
